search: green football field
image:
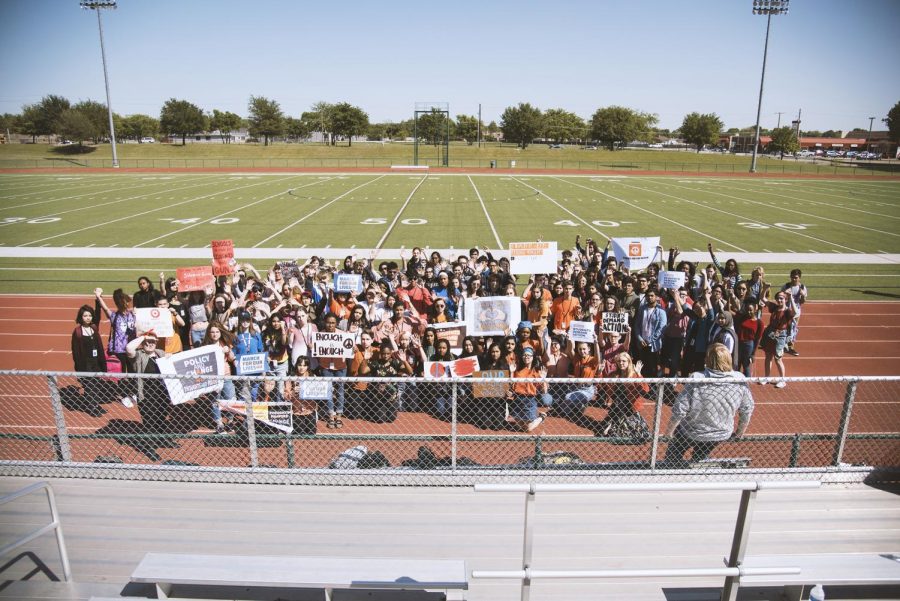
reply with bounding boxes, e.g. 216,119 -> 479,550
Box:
0,172 -> 897,298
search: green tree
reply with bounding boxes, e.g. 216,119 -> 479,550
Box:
589,106 -> 657,150
72,100 -> 110,142
382,122 -> 409,140
209,109 -> 243,144
36,94 -> 71,139
284,116 -> 310,141
821,130 -> 840,138
768,126 -> 799,157
887,101 -> 900,144
18,104 -> 41,142
247,96 -> 284,146
680,112 -> 723,152
159,98 -> 206,145
542,108 -> 585,143
367,123 -> 386,141
330,102 -> 369,147
302,101 -> 335,144
454,114 -> 479,143
416,110 -> 451,146
118,114 -> 159,142
57,109 -> 96,146
500,103 -> 543,149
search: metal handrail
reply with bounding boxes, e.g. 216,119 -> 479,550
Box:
0,481 -> 71,581
473,565 -> 802,579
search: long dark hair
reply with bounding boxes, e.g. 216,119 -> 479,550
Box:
74,304 -> 95,325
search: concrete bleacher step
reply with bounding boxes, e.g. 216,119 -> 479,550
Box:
0,580 -> 123,601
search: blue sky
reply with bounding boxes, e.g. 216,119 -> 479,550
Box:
1,0 -> 898,133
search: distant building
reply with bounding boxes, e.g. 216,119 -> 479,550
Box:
165,129 -> 249,144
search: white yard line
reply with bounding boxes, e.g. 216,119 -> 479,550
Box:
549,176 -> 746,251
0,175 -> 217,217
511,177 -> 611,240
375,175 -> 429,250
708,182 -> 900,221
134,175 -> 328,247
0,174 -> 126,200
621,181 -> 866,253
253,175 -> 386,248
657,180 -> 893,243
17,176 -> 296,247
466,175 -> 503,248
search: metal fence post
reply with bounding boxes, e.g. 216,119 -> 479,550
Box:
832,380 -> 859,466
721,487 -> 758,601
46,376 -> 72,462
246,399 -> 259,468
520,486 -> 536,601
451,382 -> 458,471
649,382 -> 666,470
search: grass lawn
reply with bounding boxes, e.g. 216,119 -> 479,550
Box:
0,172 -> 897,299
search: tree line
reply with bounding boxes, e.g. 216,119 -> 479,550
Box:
2,94 -> 897,152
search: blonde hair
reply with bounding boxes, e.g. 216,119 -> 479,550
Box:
613,351 -> 638,378
705,343 -> 733,372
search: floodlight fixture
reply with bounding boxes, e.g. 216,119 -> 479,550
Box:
81,0 -> 119,168
749,0 -> 789,173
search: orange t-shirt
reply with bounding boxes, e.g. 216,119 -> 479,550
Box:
551,296 -> 581,330
572,356 -> 601,379
512,367 -> 541,396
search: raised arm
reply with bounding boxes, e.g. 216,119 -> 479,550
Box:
93,287 -> 112,319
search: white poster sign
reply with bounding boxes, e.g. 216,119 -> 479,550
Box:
156,345 -> 225,405
568,320 -> 596,343
219,399 -> 293,433
658,270 -> 687,290
236,353 -> 267,375
312,331 -> 356,359
611,237 -> 661,271
135,307 -> 174,338
508,241 -> 558,275
601,312 -> 629,334
464,296 -> 522,336
297,379 -> 332,401
334,273 -> 364,294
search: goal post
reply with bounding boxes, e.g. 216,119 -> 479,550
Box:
413,102 -> 450,167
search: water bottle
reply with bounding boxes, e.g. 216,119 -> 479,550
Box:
809,584 -> 825,601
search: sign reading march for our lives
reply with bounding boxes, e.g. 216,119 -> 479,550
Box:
135,307 -> 174,338
334,273 -> 364,294
508,241 -> 558,275
611,237 -> 661,271
658,270 -> 687,290
156,345 -> 225,405
236,353 -> 267,376
601,312 -> 629,334
568,320 -> 596,343
312,331 -> 355,359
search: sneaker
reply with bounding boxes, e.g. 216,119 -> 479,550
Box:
758,378 -> 768,385
120,396 -> 134,408
774,381 -> 786,389
785,345 -> 799,356
215,425 -> 228,435
526,416 -> 546,432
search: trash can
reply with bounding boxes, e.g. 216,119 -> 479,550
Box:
510,160 -> 516,168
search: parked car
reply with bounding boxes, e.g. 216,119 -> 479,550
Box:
796,150 -> 814,158
140,137 -> 156,144
825,150 -> 839,158
845,151 -> 858,158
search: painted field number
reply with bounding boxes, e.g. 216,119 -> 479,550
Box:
2,217 -> 61,224
738,222 -> 808,230
167,217 -> 241,225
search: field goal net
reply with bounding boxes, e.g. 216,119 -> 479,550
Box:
413,102 -> 450,167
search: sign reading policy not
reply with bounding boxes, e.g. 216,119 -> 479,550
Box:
508,241 -> 557,275
312,331 -> 355,359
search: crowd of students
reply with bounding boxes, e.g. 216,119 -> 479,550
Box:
71,237 -> 808,438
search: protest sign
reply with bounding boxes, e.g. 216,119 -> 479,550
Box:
601,312 -> 629,334
211,239 -> 235,276
135,307 -> 174,338
334,273 -> 364,294
156,345 -> 225,405
424,361 -> 454,379
658,270 -> 687,290
297,380 -> 332,401
433,322 -> 466,353
219,399 -> 293,434
278,260 -> 301,282
450,356 -> 479,377
176,266 -> 215,292
568,320 -> 596,343
465,296 -> 521,336
235,353 -> 267,376
611,237 -> 661,271
472,370 -> 510,398
312,331 -> 355,359
508,241 -> 558,275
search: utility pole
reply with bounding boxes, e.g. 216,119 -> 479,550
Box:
81,0 -> 119,168
866,116 -> 875,152
478,103 -> 482,148
775,112 -> 784,128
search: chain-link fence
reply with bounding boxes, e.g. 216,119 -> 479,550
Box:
0,371 -> 897,485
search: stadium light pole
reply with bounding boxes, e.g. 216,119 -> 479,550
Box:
81,0 -> 119,168
749,0 -> 789,173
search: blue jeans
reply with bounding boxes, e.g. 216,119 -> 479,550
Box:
270,360 -> 289,396
512,394 -> 538,422
558,386 -> 595,417
738,340 -> 755,378
321,367 -> 346,415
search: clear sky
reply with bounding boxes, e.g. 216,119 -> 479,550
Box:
1,0 -> 898,134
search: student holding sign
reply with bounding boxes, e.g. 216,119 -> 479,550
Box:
555,335 -> 603,420
202,321 -> 236,433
